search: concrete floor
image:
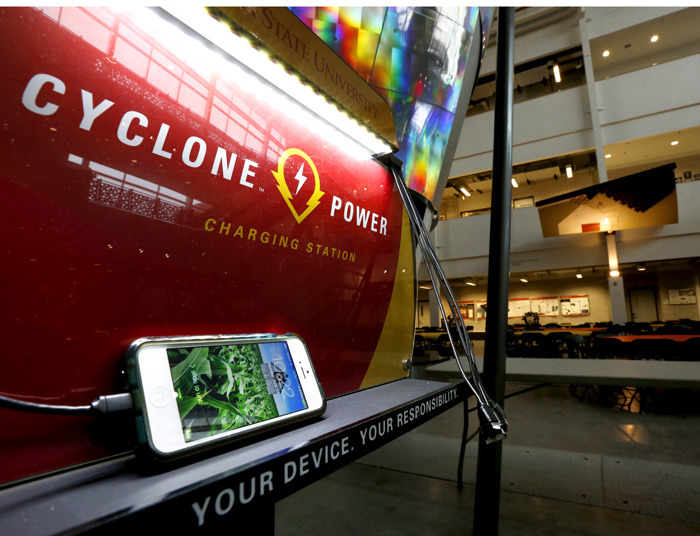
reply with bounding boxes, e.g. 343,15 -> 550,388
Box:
277,366 -> 700,535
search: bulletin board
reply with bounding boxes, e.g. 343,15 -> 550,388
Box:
530,297 -> 559,317
668,288 -> 697,305
508,298 -> 531,319
560,295 -> 590,316
458,301 -> 475,319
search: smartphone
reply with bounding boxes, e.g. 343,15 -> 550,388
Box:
126,333 -> 326,457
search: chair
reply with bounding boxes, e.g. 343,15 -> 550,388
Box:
518,332 -> 547,358
681,338 -> 700,361
629,339 -> 678,360
592,336 -> 628,359
544,332 -> 572,358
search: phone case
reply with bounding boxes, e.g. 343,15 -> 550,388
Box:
125,333 -> 326,459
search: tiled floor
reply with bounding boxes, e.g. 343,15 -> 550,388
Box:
277,370 -> 700,535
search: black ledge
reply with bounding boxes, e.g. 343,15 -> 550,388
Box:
0,378 -> 467,535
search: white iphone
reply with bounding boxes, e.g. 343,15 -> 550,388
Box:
126,333 -> 326,457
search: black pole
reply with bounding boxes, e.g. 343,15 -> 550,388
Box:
473,7 -> 514,536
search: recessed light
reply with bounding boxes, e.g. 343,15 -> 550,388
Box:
566,165 -> 573,178
602,50 -> 610,57
553,64 -> 561,83
650,35 -> 659,43
671,140 -> 679,146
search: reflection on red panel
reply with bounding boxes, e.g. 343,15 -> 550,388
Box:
0,7 -> 413,485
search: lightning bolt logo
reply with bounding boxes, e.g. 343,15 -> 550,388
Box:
272,148 -> 324,224
294,163 -> 307,195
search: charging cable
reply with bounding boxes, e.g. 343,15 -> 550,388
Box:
0,392 -> 133,417
382,154 -> 508,444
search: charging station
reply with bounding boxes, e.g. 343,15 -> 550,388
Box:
0,6 -> 501,534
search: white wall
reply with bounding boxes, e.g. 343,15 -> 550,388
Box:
581,7 -> 686,40
598,54 -> 700,146
425,180 -> 700,279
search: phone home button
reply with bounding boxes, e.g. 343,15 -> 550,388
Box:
151,386 -> 175,408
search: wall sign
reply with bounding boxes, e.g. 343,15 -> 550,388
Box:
668,288 -> 697,305
530,297 -> 559,317
560,295 -> 590,316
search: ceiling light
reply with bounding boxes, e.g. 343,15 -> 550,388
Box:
576,273 -> 583,279
566,165 -> 573,178
553,64 -> 561,83
636,264 -> 647,272
602,50 -> 610,57
650,35 -> 659,43
671,140 -> 679,146
609,269 -> 620,277
163,6 -> 394,157
511,178 -> 519,188
605,154 -> 612,159
459,186 -> 471,197
519,277 -> 528,283
466,281 -> 476,286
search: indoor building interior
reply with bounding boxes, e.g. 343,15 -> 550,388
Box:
1,6 -> 698,536
277,6 -> 700,535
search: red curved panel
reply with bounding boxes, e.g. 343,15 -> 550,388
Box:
0,7 -> 413,485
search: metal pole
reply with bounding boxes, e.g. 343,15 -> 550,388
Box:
473,7 -> 514,535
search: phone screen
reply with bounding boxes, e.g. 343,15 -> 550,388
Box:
166,342 -> 308,442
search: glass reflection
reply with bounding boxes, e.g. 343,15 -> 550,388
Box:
291,6 -> 480,203
79,156 -> 211,226
37,7 -> 290,168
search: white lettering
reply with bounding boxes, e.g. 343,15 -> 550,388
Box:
192,497 -> 210,527
152,123 -> 173,159
240,159 -> 257,188
183,136 -> 206,168
343,201 -> 353,222
299,454 -> 310,476
356,206 -> 370,228
260,470 -> 274,495
22,73 -> 65,116
239,477 -> 255,504
284,461 -> 297,483
330,196 -> 342,217
117,110 -> 147,146
380,217 -> 387,236
212,147 -> 238,180
79,90 -> 114,131
214,488 -> 234,516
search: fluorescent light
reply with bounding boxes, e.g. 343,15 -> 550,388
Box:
637,265 -> 647,272
605,154 -> 612,159
566,165 -> 573,178
576,273 -> 583,279
466,281 -> 476,286
553,64 -> 561,83
651,35 -> 659,43
511,178 -> 519,188
671,140 -> 679,146
602,50 -> 610,57
459,186 -> 471,197
520,278 -> 528,283
163,6 -> 393,156
609,269 -> 620,277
